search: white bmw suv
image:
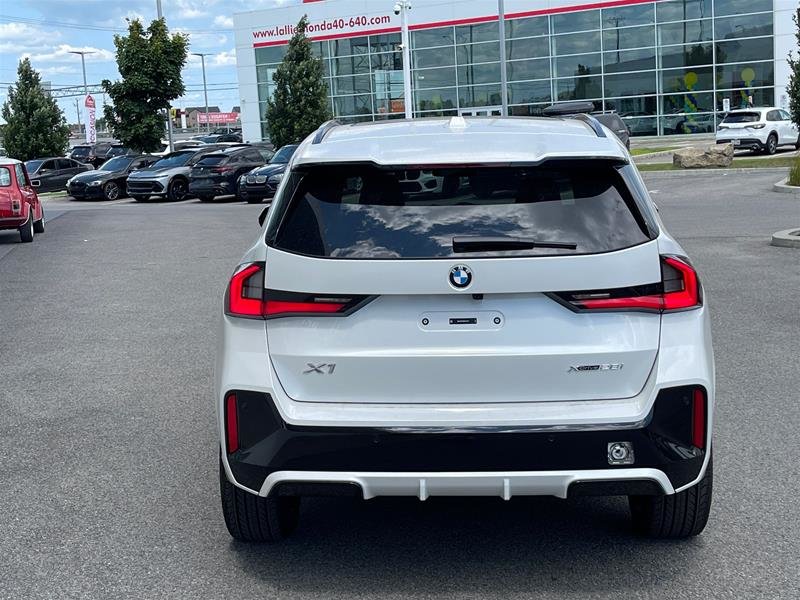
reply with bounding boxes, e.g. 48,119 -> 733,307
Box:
216,116 -> 714,542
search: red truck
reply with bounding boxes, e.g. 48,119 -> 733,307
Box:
0,158 -> 45,243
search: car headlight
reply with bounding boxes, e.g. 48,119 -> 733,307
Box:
268,173 -> 283,183
88,180 -> 103,186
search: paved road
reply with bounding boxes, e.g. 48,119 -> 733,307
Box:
1,173 -> 798,599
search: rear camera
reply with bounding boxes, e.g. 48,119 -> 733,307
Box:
608,442 -> 634,465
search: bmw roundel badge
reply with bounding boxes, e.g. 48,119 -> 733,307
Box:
449,264 -> 473,289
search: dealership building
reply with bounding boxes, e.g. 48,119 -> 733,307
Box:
233,0 -> 798,141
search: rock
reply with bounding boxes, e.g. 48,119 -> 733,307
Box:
672,144 -> 734,168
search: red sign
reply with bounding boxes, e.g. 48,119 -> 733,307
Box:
84,94 -> 95,109
197,111 -> 240,124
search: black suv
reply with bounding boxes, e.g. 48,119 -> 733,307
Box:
188,146 -> 266,202
69,143 -> 114,168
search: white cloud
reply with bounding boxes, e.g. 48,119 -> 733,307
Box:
39,65 -> 80,77
0,22 -> 62,51
211,49 -> 236,67
24,44 -> 116,64
214,15 -> 234,29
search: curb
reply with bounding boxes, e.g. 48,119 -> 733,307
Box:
639,167 -> 791,176
772,178 -> 800,194
771,228 -> 800,248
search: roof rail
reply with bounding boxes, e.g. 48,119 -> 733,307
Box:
541,102 -> 606,139
572,113 -> 607,138
312,119 -> 342,144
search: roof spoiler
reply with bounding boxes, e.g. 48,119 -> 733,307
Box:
542,102 -> 606,139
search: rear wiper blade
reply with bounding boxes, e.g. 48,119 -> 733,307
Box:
452,236 -> 577,252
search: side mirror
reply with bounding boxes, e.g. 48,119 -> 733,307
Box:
31,180 -> 41,188
258,206 -> 270,227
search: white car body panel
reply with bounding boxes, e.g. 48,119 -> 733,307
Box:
216,117 -> 715,501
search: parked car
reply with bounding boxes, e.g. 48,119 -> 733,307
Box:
716,107 -> 799,155
216,117 -> 714,542
0,158 -> 45,243
104,144 -> 133,159
66,154 -> 157,201
235,144 -> 298,204
542,102 -> 631,149
24,157 -> 92,193
189,146 -> 267,202
69,142 -> 114,168
126,146 -> 222,201
593,112 -> 631,149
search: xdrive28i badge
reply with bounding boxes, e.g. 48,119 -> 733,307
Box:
449,265 -> 473,289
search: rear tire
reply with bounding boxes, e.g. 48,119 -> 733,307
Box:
629,456 -> 713,539
33,210 -> 45,233
764,134 -> 778,155
19,211 -> 34,243
219,458 -> 300,542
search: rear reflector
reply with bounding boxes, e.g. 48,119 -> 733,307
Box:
552,255 -> 701,313
225,262 -> 370,319
225,393 -> 239,454
692,388 -> 706,449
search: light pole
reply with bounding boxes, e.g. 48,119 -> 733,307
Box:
192,52 -> 212,132
68,50 -> 93,138
156,0 -> 176,151
396,1 -> 413,119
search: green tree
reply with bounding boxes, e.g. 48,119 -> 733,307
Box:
266,16 -> 331,147
787,8 -> 800,127
102,18 -> 188,152
1,58 -> 70,161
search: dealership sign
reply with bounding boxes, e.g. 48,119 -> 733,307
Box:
197,112 -> 240,124
84,94 -> 96,144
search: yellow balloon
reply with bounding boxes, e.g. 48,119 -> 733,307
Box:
741,67 -> 756,84
684,71 -> 698,89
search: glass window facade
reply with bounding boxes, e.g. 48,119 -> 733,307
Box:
255,0 -> 775,137
255,33 -> 405,132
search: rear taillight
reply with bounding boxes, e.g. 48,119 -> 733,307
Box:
225,262 -> 369,319
11,198 -> 21,214
225,392 -> 239,454
212,166 -> 235,174
553,256 -> 701,313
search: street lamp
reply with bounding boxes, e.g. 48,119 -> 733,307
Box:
69,50 -> 94,140
394,1 -> 413,119
192,52 -> 212,132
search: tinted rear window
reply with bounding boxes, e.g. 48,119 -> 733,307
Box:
195,155 -> 227,166
71,146 -> 90,157
722,112 -> 761,123
270,164 -> 651,259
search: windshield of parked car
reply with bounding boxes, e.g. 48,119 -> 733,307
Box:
25,160 -> 44,173
98,156 -> 134,172
106,146 -> 129,158
0,167 -> 11,186
269,145 -> 297,164
71,146 -> 91,158
722,112 -> 761,123
270,163 -> 652,259
151,151 -> 196,169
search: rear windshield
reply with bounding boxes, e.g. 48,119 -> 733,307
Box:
25,160 -> 44,173
195,155 -> 227,166
269,164 -> 651,259
0,167 -> 10,186
71,146 -> 90,157
722,112 -> 761,123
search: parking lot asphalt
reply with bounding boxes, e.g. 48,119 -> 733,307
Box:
1,171 -> 798,599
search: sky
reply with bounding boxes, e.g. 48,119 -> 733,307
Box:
0,0 -> 290,125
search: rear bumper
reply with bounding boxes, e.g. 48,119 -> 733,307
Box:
0,216 -> 26,228
716,137 -> 765,150
189,181 -> 233,196
222,387 -> 707,498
